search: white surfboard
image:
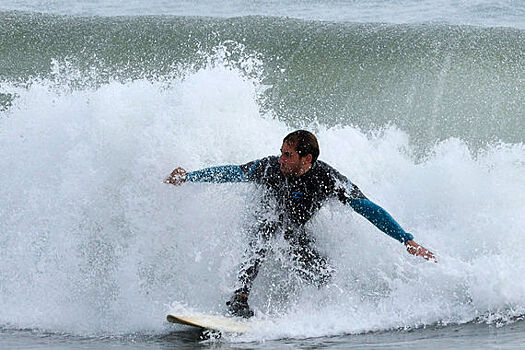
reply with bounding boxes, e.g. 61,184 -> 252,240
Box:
167,312 -> 255,333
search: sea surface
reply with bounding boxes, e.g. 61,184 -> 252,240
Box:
1,1 -> 524,349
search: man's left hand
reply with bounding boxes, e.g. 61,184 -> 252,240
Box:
405,240 -> 437,262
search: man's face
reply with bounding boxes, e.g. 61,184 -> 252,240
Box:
278,141 -> 311,177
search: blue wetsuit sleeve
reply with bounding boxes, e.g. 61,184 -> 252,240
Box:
347,197 -> 414,244
185,165 -> 249,183
185,158 -> 265,183
333,175 -> 413,244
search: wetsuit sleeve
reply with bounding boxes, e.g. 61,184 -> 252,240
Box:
346,195 -> 414,244
185,165 -> 249,183
185,158 -> 267,183
333,172 -> 414,244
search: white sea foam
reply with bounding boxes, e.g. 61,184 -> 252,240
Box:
1,57 -> 524,340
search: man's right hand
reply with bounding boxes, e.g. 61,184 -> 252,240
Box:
164,167 -> 187,186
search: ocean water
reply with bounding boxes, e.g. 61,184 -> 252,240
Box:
1,1 -> 524,349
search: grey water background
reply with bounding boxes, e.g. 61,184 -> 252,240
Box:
1,1 -> 525,349
1,12 -> 524,150
2,321 -> 525,349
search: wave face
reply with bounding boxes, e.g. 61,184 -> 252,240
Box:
1,10 -> 525,340
1,13 -> 524,149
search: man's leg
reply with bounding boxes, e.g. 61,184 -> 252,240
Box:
227,235 -> 269,318
290,239 -> 333,287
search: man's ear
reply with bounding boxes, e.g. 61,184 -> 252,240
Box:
303,154 -> 313,165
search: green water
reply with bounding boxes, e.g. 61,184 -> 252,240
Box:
2,12 -> 524,149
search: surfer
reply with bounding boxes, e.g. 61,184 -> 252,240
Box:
165,130 -> 435,318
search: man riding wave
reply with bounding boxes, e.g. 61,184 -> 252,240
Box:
166,130 -> 435,318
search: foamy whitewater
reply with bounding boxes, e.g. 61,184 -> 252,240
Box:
1,1 -> 525,347
1,56 -> 525,341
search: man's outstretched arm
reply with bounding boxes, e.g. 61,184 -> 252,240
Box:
165,158 -> 270,185
164,165 -> 250,185
346,196 -> 436,262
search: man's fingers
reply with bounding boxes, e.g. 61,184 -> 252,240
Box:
418,249 -> 437,263
165,167 -> 187,185
406,244 -> 437,263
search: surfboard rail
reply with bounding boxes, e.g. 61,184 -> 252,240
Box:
167,312 -> 254,333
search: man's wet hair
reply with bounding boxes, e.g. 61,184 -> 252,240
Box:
283,130 -> 319,163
